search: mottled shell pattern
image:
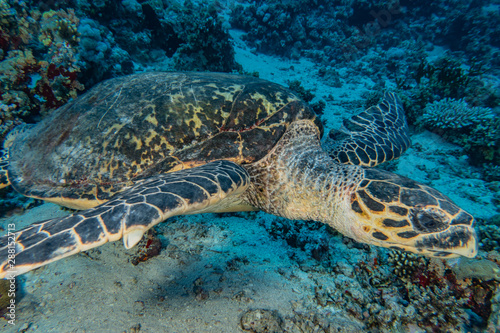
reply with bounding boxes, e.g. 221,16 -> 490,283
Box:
8,72 -> 320,208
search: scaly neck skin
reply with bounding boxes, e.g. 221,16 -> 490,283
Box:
244,120 -> 365,238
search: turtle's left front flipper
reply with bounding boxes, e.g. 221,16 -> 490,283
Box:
0,160 -> 250,278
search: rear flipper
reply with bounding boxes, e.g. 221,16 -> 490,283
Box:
1,124 -> 34,189
0,160 -> 250,278
0,149 -> 8,188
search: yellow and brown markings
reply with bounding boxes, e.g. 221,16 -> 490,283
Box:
352,168 -> 475,256
0,160 -> 251,278
31,194 -> 102,209
98,152 -> 120,179
145,112 -> 158,126
7,72 -> 317,206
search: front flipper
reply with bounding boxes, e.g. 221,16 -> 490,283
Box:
0,160 -> 250,278
326,92 -> 411,167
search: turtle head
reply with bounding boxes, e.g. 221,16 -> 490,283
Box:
348,168 -> 477,258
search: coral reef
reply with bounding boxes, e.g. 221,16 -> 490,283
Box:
419,98 -> 499,165
286,80 -> 325,115
259,216 -> 343,270
478,215 -> 500,252
387,250 -> 428,279
414,58 -> 475,99
230,1 -> 500,77
1,0 -> 242,127
240,308 -> 366,333
0,2 -> 84,140
387,252 -> 500,330
230,1 -> 363,62
0,1 -> 498,331
408,284 -> 467,328
171,1 -> 241,72
0,0 -> 242,151
395,56 -> 500,125
405,1 -> 500,65
76,0 -> 240,84
488,284 -> 500,332
76,17 -> 131,86
258,215 -> 496,332
230,1 -> 500,142
421,98 -> 493,131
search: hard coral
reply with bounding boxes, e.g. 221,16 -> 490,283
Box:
75,0 -> 239,81
478,215 -> 500,252
230,2 -> 353,62
172,1 -> 240,72
39,9 -> 80,47
419,98 -> 499,165
395,50 -> 500,124
0,3 -> 83,140
415,58 -> 473,98
451,258 -> 500,281
421,98 -> 493,130
388,250 -> 428,280
408,284 -> 468,329
388,250 -> 499,331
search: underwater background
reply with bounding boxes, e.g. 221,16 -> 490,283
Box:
0,0 -> 499,332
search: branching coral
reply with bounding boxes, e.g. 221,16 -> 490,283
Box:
421,98 -> 493,130
387,250 -> 428,279
395,53 -> 500,132
419,98 -> 499,165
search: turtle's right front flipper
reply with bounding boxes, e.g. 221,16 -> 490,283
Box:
0,160 -> 250,278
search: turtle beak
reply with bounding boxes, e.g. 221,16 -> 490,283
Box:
416,224 -> 478,258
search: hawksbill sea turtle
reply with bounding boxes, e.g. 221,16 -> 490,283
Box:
0,72 -> 477,278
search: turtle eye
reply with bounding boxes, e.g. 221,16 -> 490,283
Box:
410,207 -> 449,233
